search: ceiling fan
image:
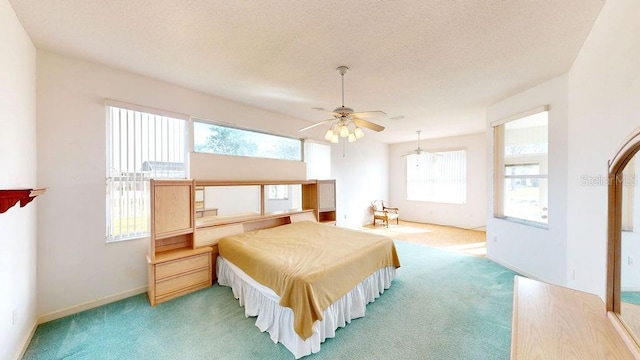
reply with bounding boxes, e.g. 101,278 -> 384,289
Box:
401,130 -> 437,157
299,66 -> 386,143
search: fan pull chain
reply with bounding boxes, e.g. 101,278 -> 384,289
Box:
342,137 -> 346,157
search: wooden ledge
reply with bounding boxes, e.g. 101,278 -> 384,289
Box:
195,209 -> 315,228
0,188 -> 47,214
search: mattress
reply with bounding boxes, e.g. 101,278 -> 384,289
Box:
217,256 -> 397,358
215,221 -> 400,358
217,221 -> 401,339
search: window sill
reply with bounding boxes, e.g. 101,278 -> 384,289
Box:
106,235 -> 149,244
495,216 -> 549,230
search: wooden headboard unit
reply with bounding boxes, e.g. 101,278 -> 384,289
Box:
192,179 -> 333,248
195,211 -> 316,248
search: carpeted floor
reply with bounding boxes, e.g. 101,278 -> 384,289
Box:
23,240 -> 515,360
622,291 -> 640,305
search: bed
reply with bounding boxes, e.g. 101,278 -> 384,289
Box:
216,220 -> 401,358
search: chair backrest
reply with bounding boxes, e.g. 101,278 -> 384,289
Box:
372,200 -> 384,211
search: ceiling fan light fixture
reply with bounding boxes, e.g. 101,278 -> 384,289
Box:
301,65 -> 386,146
340,125 -> 349,138
324,128 -> 334,141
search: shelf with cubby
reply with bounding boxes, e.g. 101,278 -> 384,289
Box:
302,179 -> 336,224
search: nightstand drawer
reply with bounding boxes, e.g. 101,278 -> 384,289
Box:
155,268 -> 210,297
155,253 -> 210,280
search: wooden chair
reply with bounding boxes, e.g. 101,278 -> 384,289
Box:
371,200 -> 399,228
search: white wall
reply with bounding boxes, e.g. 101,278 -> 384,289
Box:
486,74 -> 569,285
0,1 -> 37,358
35,50 -> 322,317
566,0 -> 640,298
388,133 -> 486,229
331,138 -> 389,228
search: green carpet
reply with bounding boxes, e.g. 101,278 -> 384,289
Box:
622,291 -> 640,305
23,241 -> 516,359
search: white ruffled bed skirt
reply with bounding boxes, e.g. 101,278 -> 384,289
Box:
216,256 -> 397,359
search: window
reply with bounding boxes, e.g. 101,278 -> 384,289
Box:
106,101 -> 187,242
493,106 -> 548,225
193,120 -> 302,161
406,150 -> 466,204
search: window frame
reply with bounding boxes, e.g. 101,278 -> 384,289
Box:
192,119 -> 303,162
492,105 -> 549,228
105,100 -> 188,243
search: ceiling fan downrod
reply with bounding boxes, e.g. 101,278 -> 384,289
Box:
337,66 -> 349,107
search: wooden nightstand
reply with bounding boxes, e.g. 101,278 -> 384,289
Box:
147,179 -> 213,306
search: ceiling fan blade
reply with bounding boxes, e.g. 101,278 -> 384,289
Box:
352,110 -> 387,118
299,119 -> 334,132
352,118 -> 385,132
312,107 -> 341,117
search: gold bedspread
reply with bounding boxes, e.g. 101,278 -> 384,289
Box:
218,221 -> 401,339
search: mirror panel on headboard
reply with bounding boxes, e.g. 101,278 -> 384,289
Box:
196,185 -> 261,222
264,184 -> 302,215
193,180 -> 326,230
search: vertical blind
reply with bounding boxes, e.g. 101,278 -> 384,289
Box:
106,104 -> 187,242
304,140 -> 331,180
407,150 -> 466,204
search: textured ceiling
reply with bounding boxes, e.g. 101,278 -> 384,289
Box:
9,0 -> 604,144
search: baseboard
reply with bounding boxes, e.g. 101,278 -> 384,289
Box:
14,318 -> 38,360
487,256 -> 544,282
38,286 -> 147,324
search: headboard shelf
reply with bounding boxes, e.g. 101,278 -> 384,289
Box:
195,209 -> 312,228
